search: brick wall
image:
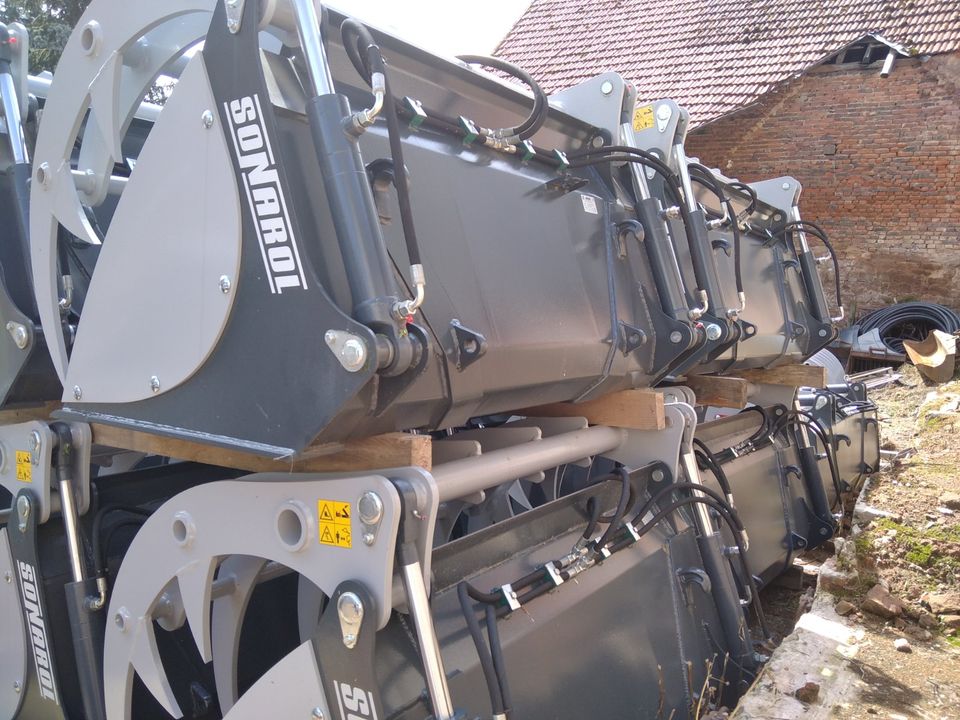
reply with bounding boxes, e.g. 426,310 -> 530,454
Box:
686,51 -> 960,317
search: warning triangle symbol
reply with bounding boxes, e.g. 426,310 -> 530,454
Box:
319,504 -> 334,522
320,526 -> 335,544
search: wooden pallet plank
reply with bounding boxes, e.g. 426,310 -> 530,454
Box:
90,424 -> 432,473
685,375 -> 749,409
0,402 -> 61,425
734,364 -> 827,388
517,388 -> 665,431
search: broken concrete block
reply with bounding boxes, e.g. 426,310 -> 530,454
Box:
940,614 -> 960,629
861,584 -> 902,618
919,611 -> 938,628
940,491 -> 960,510
818,557 -> 857,593
835,600 -> 856,616
923,591 -> 960,615
853,504 -> 902,524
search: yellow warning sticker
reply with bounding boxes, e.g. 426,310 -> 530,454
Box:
632,104 -> 654,132
317,499 -> 352,549
15,451 -> 31,483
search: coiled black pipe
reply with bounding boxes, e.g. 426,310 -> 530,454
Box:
858,302 -> 960,354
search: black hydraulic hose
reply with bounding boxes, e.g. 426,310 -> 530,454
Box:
789,410 -> 845,502
689,163 -> 744,295
788,417 -> 844,507
341,20 -> 422,268
457,583 -> 504,715
457,54 -> 548,140
591,466 -> 631,556
777,220 -> 841,310
858,301 -> 960,354
630,481 -> 745,534
582,496 -> 600,539
485,604 -> 513,717
692,438 -> 734,500
727,181 -> 757,216
630,494 -> 771,640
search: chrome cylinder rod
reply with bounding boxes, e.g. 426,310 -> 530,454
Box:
289,0 -> 335,97
432,426 -> 627,503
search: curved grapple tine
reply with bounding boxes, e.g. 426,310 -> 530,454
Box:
211,555 -> 267,713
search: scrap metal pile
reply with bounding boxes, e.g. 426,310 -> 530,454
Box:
0,2 -> 879,719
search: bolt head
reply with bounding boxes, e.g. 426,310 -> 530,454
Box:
652,469 -> 665,482
227,18 -> 240,32
13,681 -> 20,693
201,110 -> 215,128
358,491 -> 383,526
114,609 -> 128,631
818,328 -> 828,337
311,709 -> 325,720
704,323 -> 723,341
73,385 -> 82,400
337,591 -> 364,624
150,376 -> 161,393
600,80 -> 614,95
29,430 -> 41,453
4,571 -> 11,583
781,182 -> 791,190
669,331 -> 683,344
657,104 -> 671,121
340,338 -> 367,371
16,495 -> 30,519
219,275 -> 232,293
36,162 -> 50,188
362,532 -> 375,546
6,321 -> 28,349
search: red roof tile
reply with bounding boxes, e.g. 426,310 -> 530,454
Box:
496,0 -> 960,126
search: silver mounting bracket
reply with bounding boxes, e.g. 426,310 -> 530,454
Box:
337,591 -> 364,649
324,330 -> 369,373
225,0 -> 246,33
0,421 -> 92,524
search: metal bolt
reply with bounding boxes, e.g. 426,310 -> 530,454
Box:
363,532 -> 375,546
227,18 -> 240,32
150,376 -> 161,393
338,592 -> 363,624
4,571 -> 11,583
201,110 -> 215,128
652,469 -> 665,482
29,430 -> 41,453
16,495 -> 30,533
36,162 -> 50,188
6,321 -> 28,349
669,331 -> 683,344
219,275 -> 232,293
818,328 -> 828,337
13,681 -> 20,694
311,709 -> 325,720
73,385 -> 82,400
600,80 -> 614,95
781,182 -> 791,190
114,609 -> 127,631
340,339 -> 367,372
358,491 -> 383,526
704,323 -> 722,341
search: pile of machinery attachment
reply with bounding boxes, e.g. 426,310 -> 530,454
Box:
0,3 -> 878,719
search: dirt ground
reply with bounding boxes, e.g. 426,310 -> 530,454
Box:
753,363 -> 960,719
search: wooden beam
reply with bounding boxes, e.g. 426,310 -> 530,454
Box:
90,424 -> 432,473
517,388 -> 665,431
685,375 -> 749,409
733,363 -> 827,388
0,402 -> 61,425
